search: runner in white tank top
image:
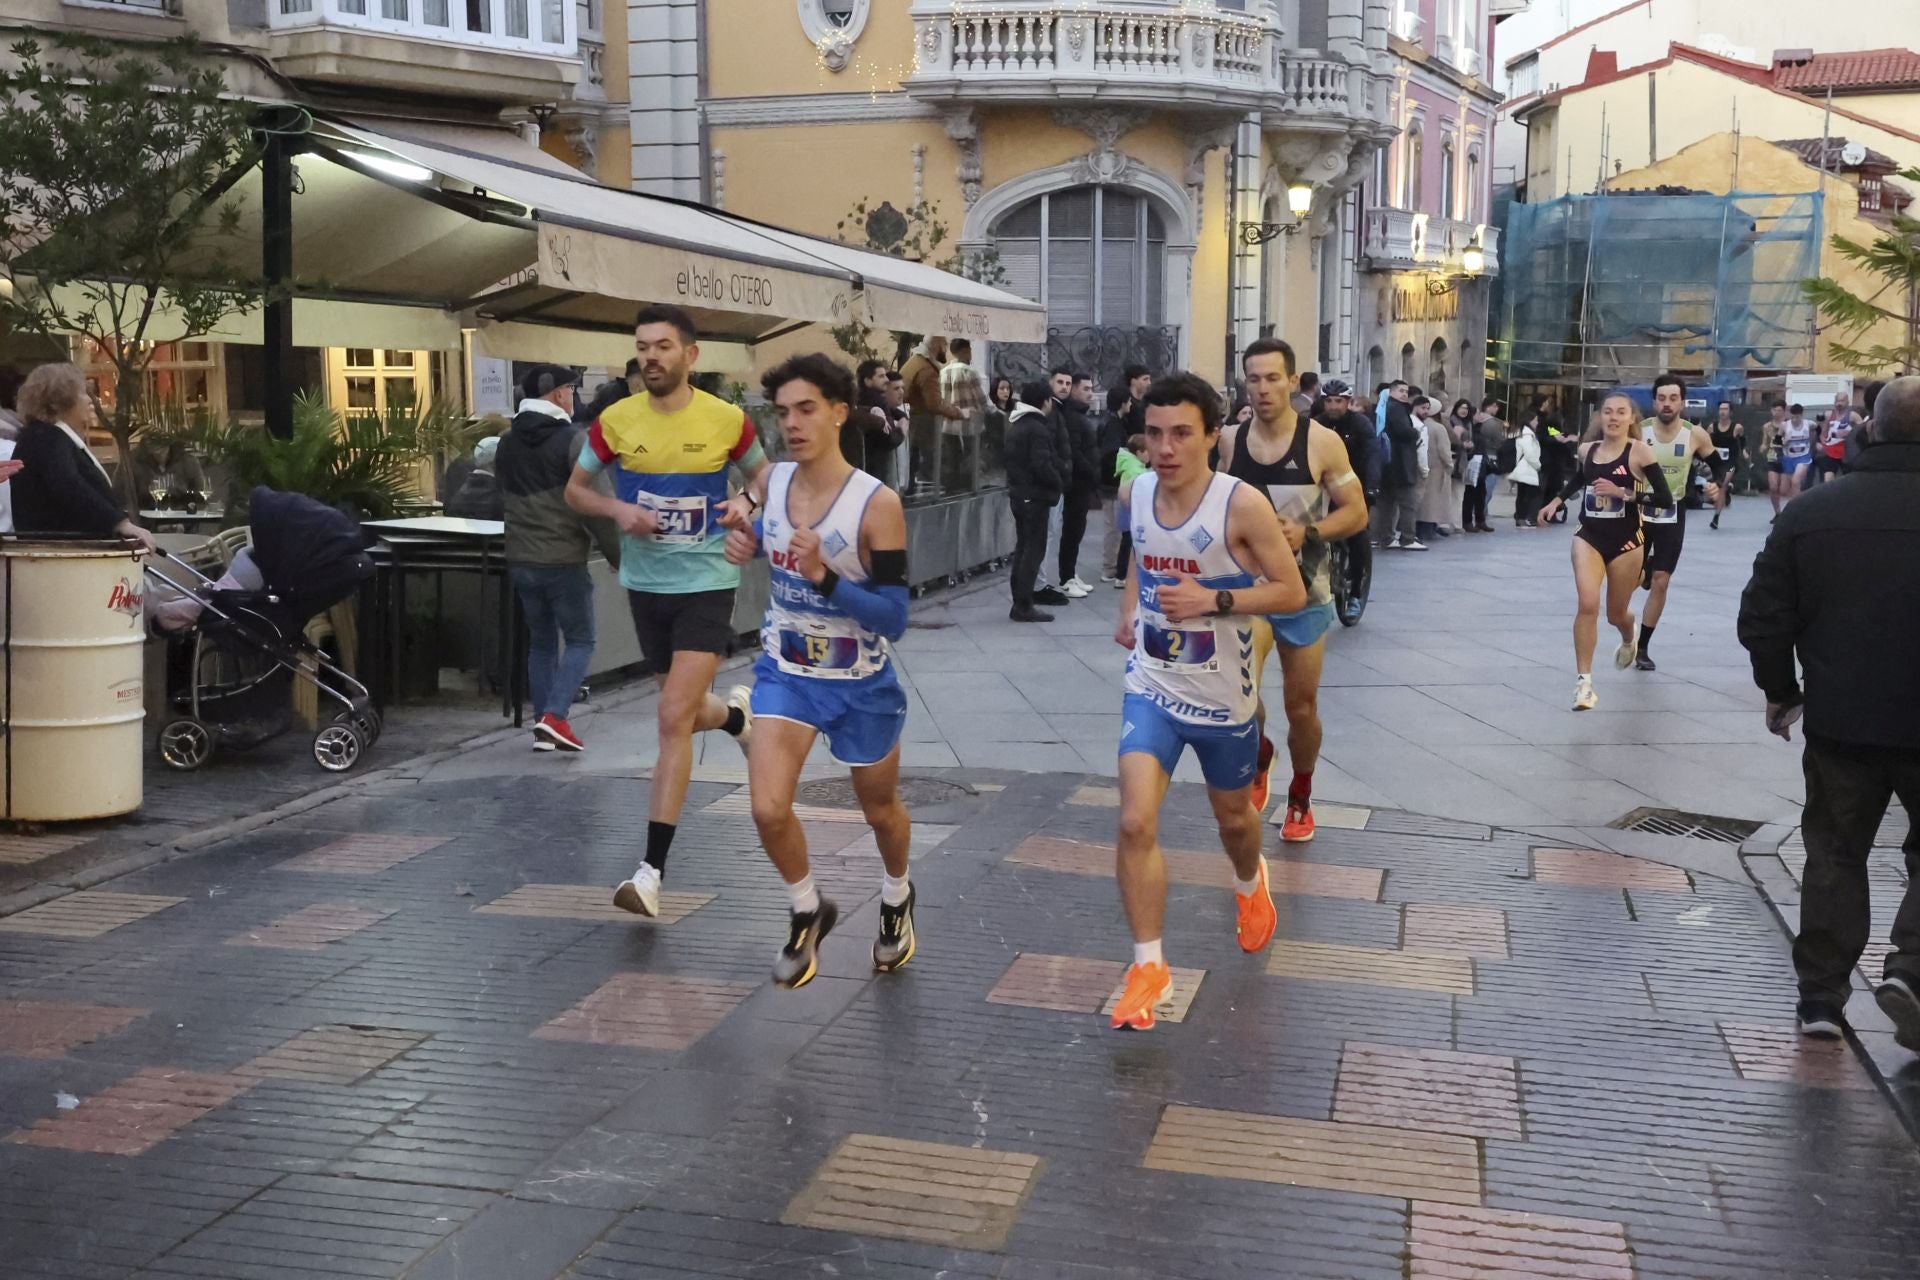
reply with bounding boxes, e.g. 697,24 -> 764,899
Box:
723,355 -> 916,992
1108,374 -> 1310,1032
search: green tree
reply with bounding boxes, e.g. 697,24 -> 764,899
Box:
0,32 -> 264,505
1802,169 -> 1920,375
830,197 -> 1006,364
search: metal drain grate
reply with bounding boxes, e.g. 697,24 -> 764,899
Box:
797,776 -> 972,809
1610,807 -> 1762,844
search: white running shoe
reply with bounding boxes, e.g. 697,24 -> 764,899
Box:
1066,577 -> 1093,593
1573,677 -> 1598,711
1384,536 -> 1403,549
1063,581 -> 1092,599
724,684 -> 754,751
613,863 -> 662,917
1614,614 -> 1638,670
1402,539 -> 1429,551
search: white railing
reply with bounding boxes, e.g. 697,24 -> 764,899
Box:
66,0 -> 180,14
1364,209 -> 1500,275
267,0 -> 577,59
912,2 -> 1357,117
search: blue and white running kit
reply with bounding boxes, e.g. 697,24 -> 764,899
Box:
1120,472 -> 1262,791
750,463 -> 907,767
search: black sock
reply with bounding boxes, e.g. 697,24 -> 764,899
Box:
722,706 -> 747,736
1638,624 -> 1654,653
645,820 -> 676,874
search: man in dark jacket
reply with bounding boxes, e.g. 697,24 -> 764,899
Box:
1371,384 -> 1425,549
498,364 -> 616,752
446,436 -> 505,520
1004,379 -> 1065,622
1057,372 -> 1101,594
1737,374 -> 1920,1050
1314,380 -> 1374,620
1099,363 -> 1150,580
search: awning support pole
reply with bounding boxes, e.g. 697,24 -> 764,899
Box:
262,125 -> 295,441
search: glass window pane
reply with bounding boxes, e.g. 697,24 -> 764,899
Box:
996,240 -> 1042,302
506,0 -> 529,37
1099,240 -> 1139,325
1146,205 -> 1165,242
345,377 -> 377,409
1103,191 -> 1140,240
280,0 -> 315,13
345,348 -> 376,368
997,200 -> 1041,237
1145,242 -> 1164,324
384,377 -> 418,408
383,349 -> 416,367
423,0 -> 449,23
338,0 -> 367,12
382,0 -> 407,18
1050,188 -> 1094,238
542,0 -> 564,41
466,0 -> 491,31
1046,239 -> 1094,326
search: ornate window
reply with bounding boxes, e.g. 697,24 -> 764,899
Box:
992,186 -> 1167,328
1441,138 -> 1457,220
1405,124 -> 1424,211
1429,337 -> 1449,396
1465,148 -> 1481,222
798,0 -> 869,70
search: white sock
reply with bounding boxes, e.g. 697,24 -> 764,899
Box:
1576,671 -> 1592,682
786,874 -> 820,915
881,872 -> 911,907
1133,938 -> 1164,967
1235,856 -> 1266,897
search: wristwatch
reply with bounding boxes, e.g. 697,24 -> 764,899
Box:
1213,589 -> 1235,616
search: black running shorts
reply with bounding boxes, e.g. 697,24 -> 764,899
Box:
626,588 -> 738,675
1643,509 -> 1685,578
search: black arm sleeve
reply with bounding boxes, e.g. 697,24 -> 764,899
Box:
1639,457 -> 1674,508
1703,440 -> 1730,484
869,549 -> 908,589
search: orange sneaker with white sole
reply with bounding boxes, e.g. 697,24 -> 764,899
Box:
1281,800 -> 1316,843
1235,858 -> 1277,953
1249,736 -> 1276,812
1109,959 -> 1173,1030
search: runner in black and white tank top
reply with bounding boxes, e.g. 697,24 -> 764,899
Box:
1224,417 -> 1331,607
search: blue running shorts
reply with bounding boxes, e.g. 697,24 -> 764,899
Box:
1118,692 -> 1260,791
1267,601 -> 1335,649
749,659 -> 907,767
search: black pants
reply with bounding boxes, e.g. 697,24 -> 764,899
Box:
1009,495 -> 1053,609
1342,526 -> 1370,601
1513,482 -> 1543,526
1116,530 -> 1133,582
1462,470 -> 1494,528
1059,496 -> 1091,583
1794,736 -> 1920,1004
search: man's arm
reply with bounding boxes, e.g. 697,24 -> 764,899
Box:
1217,421 -> 1240,472
1692,424 -> 1728,492
564,430 -> 655,536
815,485 -> 909,641
1310,429 -> 1369,542
1736,516 -> 1803,710
1157,486 -> 1306,620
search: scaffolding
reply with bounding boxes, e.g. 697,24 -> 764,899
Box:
1497,189 -> 1823,398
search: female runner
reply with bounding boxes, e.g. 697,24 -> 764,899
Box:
1536,392 -> 1675,710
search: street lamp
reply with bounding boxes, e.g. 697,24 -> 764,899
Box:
1287,183 -> 1313,219
1238,183 -> 1316,245
1461,242 -> 1486,277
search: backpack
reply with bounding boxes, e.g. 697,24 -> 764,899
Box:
1494,434 -> 1518,476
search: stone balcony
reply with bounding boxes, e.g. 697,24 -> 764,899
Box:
265,0 -> 580,105
905,0 -> 1371,124
1362,207 -> 1501,277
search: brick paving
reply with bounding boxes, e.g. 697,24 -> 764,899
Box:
0,765 -> 1916,1278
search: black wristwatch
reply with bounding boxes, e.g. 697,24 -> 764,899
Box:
1213,589 -> 1235,616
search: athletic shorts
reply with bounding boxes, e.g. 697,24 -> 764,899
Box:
1575,519 -> 1645,566
1773,455 -> 1811,476
627,588 -> 737,675
1119,692 -> 1259,792
750,659 -> 907,767
1643,509 -> 1685,577
1265,602 -> 1335,650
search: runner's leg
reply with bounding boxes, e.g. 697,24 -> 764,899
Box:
852,743 -> 917,971
1206,781 -> 1263,884
650,649 -> 729,834
1276,637 -> 1327,800
1570,538 -> 1606,676
1115,751 -> 1172,946
749,716 -> 843,988
1605,546 -> 1644,653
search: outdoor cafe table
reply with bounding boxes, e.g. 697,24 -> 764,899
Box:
358,517 -> 523,724
141,508 -> 226,534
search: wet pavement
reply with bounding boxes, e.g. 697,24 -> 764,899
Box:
3,491 -> 1918,1278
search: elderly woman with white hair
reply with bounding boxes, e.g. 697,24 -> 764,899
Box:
7,362 -> 154,549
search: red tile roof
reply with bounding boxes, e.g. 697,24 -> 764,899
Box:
1773,49 -> 1920,93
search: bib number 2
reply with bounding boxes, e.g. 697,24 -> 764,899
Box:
1140,620 -> 1219,672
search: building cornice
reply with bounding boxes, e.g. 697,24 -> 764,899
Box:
701,91 -> 938,128
1389,35 -> 1502,108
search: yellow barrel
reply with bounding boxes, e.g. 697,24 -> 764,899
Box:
1,542 -> 147,821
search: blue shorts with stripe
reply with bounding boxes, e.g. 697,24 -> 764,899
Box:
1118,692 -> 1260,792
750,658 -> 906,767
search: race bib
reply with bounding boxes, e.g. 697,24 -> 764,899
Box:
1583,490 -> 1628,519
647,493 -> 708,544
1715,447 -> 1731,461
1642,501 -> 1679,525
1138,616 -> 1221,673
772,614 -> 867,679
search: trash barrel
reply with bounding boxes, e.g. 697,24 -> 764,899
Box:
0,541 -> 148,821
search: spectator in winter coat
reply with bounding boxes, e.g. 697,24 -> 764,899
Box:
1371,385 -> 1425,550
7,362 -> 154,549
1005,380 -> 1065,622
446,436 -> 506,521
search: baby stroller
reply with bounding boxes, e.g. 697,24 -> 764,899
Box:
144,487 -> 380,773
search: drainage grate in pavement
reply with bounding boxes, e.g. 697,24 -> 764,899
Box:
1611,807 -> 1763,844
797,776 -> 971,809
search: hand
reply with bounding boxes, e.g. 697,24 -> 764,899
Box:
1590,478 -> 1630,501
615,503 -> 657,538
1275,516 -> 1306,553
789,527 -> 826,584
116,520 -> 157,553
1536,500 -> 1559,527
1114,612 -> 1136,649
1765,701 -> 1804,741
723,525 -> 759,565
1704,482 -> 1722,504
0,458 -> 20,484
1155,574 -> 1213,623
716,494 -> 754,532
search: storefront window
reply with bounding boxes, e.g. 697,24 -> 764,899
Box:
328,347 -> 427,414
74,336 -> 222,442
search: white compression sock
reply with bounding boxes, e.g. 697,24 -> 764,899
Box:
786,874 -> 820,915
881,872 -> 911,907
1133,939 -> 1164,967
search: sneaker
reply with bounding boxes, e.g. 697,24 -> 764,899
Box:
1402,540 -> 1429,551
1573,678 -> 1597,711
1874,973 -> 1920,1051
1709,513 -> 1720,530
1385,536 -> 1403,549
1281,799 -> 1316,843
1634,653 -> 1657,672
772,899 -> 840,989
1250,736 -> 1276,813
724,685 -> 754,751
872,885 -> 917,973
1065,577 -> 1094,594
531,732 -> 556,753
1034,587 -> 1071,606
613,864 -> 662,918
1063,581 -> 1092,599
1796,999 -> 1849,1041
534,714 -> 585,752
1235,857 -> 1277,953
1112,577 -> 1126,590
1100,574 -> 1122,586
1009,605 -> 1055,623
1614,619 -> 1638,670
1109,959 -> 1173,1031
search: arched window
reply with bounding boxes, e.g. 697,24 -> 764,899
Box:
1367,345 -> 1386,393
992,186 -> 1168,328
1459,339 -> 1476,394
1429,337 -> 1449,395
1405,124 -> 1424,211
1441,139 -> 1457,220
1400,342 -> 1416,382
1465,148 -> 1481,222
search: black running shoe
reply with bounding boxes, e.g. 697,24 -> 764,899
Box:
772,899 -> 839,989
1634,653 -> 1657,672
1795,999 -> 1849,1040
873,885 -> 917,973
1875,974 -> 1920,1051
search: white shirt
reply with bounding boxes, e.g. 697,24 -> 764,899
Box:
0,437 -> 14,533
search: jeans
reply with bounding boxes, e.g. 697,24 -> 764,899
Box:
510,564 -> 596,720
1372,481 -> 1420,545
1059,496 -> 1091,583
1037,499 -> 1065,589
1793,737 -> 1920,1004
1008,495 -> 1053,609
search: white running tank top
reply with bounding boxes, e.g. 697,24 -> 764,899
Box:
1640,423 -> 1690,524
761,463 -> 891,681
1124,471 -> 1259,726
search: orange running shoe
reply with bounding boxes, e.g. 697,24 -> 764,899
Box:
1235,857 -> 1277,953
1281,800 -> 1316,843
1249,736 -> 1276,812
1110,959 -> 1173,1030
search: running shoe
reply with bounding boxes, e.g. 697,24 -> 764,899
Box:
1614,616 -> 1637,670
872,885 -> 917,973
1235,857 -> 1277,953
613,863 -> 662,917
534,714 -> 585,752
773,899 -> 839,989
1875,974 -> 1920,1051
1634,653 -> 1657,672
1709,513 -> 1720,530
532,732 -> 555,753
1063,581 -> 1092,599
1112,578 -> 1125,590
1573,678 -> 1597,711
724,685 -> 754,751
1402,539 -> 1429,551
1280,800 -> 1316,843
1109,959 -> 1173,1031
1250,735 -> 1276,813
1066,577 -> 1094,594
1795,999 -> 1849,1041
